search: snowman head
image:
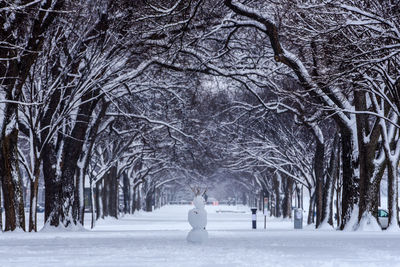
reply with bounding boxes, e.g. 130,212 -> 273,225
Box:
189,186 -> 207,209
193,195 -> 205,209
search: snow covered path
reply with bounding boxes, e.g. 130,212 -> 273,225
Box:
1,205 -> 400,266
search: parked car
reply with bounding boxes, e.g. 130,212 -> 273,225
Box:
24,205 -> 45,213
37,205 -> 45,213
378,208 -> 389,229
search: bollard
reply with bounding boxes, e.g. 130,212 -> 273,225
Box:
251,208 -> 257,229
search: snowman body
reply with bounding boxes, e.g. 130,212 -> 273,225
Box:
187,195 -> 208,243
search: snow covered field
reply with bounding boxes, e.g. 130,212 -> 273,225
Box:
1,205 -> 400,267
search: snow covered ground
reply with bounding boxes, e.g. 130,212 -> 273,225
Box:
1,205 -> 400,266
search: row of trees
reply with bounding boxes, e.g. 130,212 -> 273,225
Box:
164,0 -> 400,230
226,0 -> 400,231
0,0 -> 211,231
0,0 -> 399,232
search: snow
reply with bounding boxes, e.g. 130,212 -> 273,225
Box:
317,221 -> 335,231
343,205 -> 360,231
1,205 -> 400,266
5,113 -> 17,136
358,212 -> 382,232
40,221 -> 87,233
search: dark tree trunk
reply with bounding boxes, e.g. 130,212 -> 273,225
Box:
73,169 -> 84,226
136,186 -> 141,211
321,134 -> 340,227
0,182 -> 2,231
90,182 -> 96,229
242,192 -> 247,205
102,173 -> 109,217
74,101 -> 110,225
387,161 -> 399,227
131,190 -> 137,214
108,166 -> 118,218
41,82 -> 63,226
62,100 -> 98,226
100,167 -> 119,219
314,139 -> 325,227
340,128 -> 358,230
355,90 -> 376,223
282,178 -> 293,219
268,193 -> 273,216
28,160 -> 40,232
42,142 -> 61,226
273,177 -> 280,217
295,185 -> 302,209
336,162 -> 342,228
0,126 -> 25,231
145,196 -> 153,212
145,189 -> 153,212
123,172 -> 131,214
95,181 -> 102,220
307,190 -> 315,225
46,88 -> 100,227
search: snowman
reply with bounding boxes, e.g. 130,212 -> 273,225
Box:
187,190 -> 208,243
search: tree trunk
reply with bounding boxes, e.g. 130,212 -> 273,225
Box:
75,100 -> 110,225
314,139 -> 325,227
307,189 -> 315,225
321,134 -> 339,227
131,190 -> 137,214
52,91 -> 100,227
282,178 -> 293,219
269,191 -> 274,217
145,189 -> 153,212
42,141 -> 61,226
100,167 -> 119,219
0,182 -> 2,231
95,181 -> 103,220
340,128 -> 358,230
1,125 -> 25,231
123,172 -> 130,214
108,166 -> 118,218
387,160 -> 399,228
102,174 -> 109,217
295,185 -> 301,209
90,182 -> 96,229
336,170 -> 341,228
136,186 -> 141,211
355,90 -> 378,224
28,164 -> 40,232
273,176 -> 280,217
73,165 -> 85,226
